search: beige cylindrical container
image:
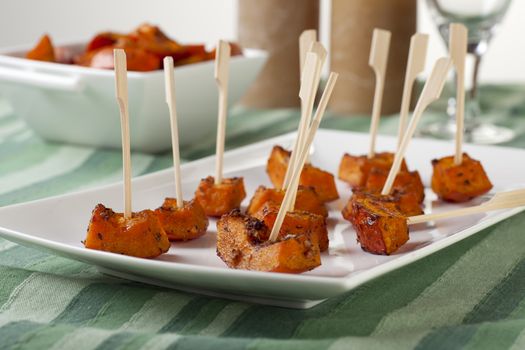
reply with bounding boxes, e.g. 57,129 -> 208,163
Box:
330,0 -> 416,115
238,0 -> 319,108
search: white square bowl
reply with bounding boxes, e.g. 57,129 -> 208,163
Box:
0,43 -> 267,152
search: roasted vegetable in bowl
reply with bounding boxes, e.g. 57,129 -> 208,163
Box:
26,23 -> 242,71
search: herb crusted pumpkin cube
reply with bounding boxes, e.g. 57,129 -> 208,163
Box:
155,198 -> 209,241
246,185 -> 328,218
266,146 -> 339,202
216,210 -> 321,273
342,193 -> 408,255
365,168 -> 425,204
195,176 -> 247,217
84,204 -> 170,258
251,202 -> 329,252
431,153 -> 493,203
338,152 -> 408,188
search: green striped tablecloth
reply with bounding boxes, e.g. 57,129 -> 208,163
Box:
1,85 -> 525,349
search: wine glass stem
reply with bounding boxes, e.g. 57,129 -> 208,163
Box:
463,52 -> 483,131
470,53 -> 482,101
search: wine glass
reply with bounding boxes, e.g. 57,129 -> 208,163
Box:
421,0 -> 514,144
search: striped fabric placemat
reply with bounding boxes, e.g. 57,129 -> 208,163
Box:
1,84 -> 525,349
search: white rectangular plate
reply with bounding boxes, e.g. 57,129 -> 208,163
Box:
0,129 -> 524,309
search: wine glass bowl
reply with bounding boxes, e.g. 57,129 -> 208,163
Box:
421,0 -> 515,144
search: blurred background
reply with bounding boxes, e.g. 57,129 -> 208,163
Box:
1,0 -> 523,82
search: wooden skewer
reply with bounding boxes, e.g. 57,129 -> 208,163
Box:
368,28 -> 391,159
309,41 -> 328,97
408,188 -> 525,225
450,23 -> 468,166
214,40 -> 231,185
381,57 -> 452,195
397,33 -> 429,149
299,30 -> 317,72
163,57 -> 183,208
286,42 -> 328,208
297,30 -> 318,160
282,52 -> 318,190
303,41 -> 328,165
114,49 -> 132,219
270,72 -> 338,242
287,72 -> 339,212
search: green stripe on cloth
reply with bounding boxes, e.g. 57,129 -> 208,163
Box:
414,324 -> 479,350
0,320 -> 44,350
94,331 -> 134,350
0,150 -> 153,205
16,324 -> 76,350
0,266 -> 32,306
198,302 -> 251,336
159,297 -> 212,333
0,140 -> 60,175
48,327 -> 118,350
140,334 -> 180,350
463,320 -> 525,350
121,291 -> 194,332
52,283 -> 124,326
0,273 -> 91,327
177,299 -> 230,334
116,333 -> 153,350
0,246 -> 50,268
413,257 -> 525,350
463,258 -> 525,324
167,335 -> 250,350
251,338 -> 334,350
87,285 -> 160,329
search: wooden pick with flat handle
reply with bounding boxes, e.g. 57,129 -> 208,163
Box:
214,40 -> 231,185
382,57 -> 452,196
309,41 -> 328,93
368,28 -> 391,159
301,41 -> 328,164
408,188 -> 525,225
164,56 -> 183,208
269,72 -> 339,242
397,33 -> 429,149
449,23 -> 468,165
298,30 -> 317,148
286,71 -> 338,212
114,49 -> 132,219
299,30 -> 317,73
282,52 -> 318,191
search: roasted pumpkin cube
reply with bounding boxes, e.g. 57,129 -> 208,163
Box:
266,145 -> 339,202
338,152 -> 408,188
251,202 -> 329,252
84,204 -> 170,258
267,145 -> 289,188
365,168 -> 425,204
246,185 -> 328,218
155,198 -> 209,241
431,153 -> 493,203
195,176 -> 246,217
342,193 -> 408,255
300,164 -> 339,202
216,210 -> 321,273
343,189 -> 422,222
26,34 -> 55,62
